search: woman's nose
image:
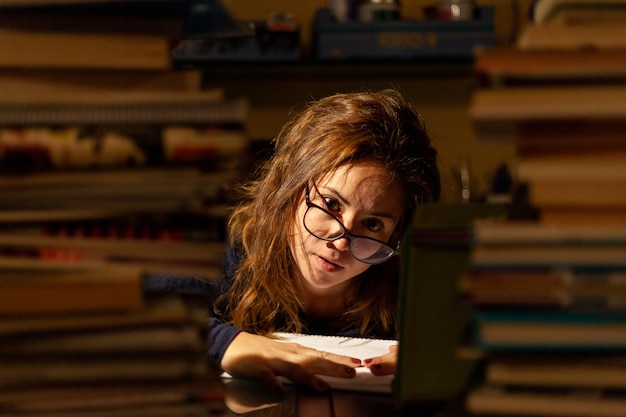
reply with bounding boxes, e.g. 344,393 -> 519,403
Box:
328,236 -> 350,252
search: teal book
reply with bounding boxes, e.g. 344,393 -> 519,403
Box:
472,308 -> 626,351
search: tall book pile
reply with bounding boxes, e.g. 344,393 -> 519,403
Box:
1,289 -> 227,415
464,1 -> 626,415
0,0 -> 251,280
0,1 -> 249,414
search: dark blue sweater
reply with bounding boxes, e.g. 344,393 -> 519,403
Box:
144,245 -> 367,369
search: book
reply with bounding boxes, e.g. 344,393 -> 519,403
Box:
517,0 -> 626,52
0,291 -> 224,412
459,266 -> 626,309
0,259 -> 144,316
530,0 -> 626,24
474,48 -> 626,87
516,152 -> 626,208
469,85 -> 626,143
393,204 -> 512,408
485,354 -> 626,388
0,324 -> 205,357
0,381 -> 226,414
0,125 -> 248,173
0,1 -> 237,70
517,151 -> 626,182
514,120 -> 626,156
0,168 -> 236,215
0,68 -> 205,100
545,3 -> 626,25
527,178 -> 626,208
471,245 -> 626,268
538,207 -> 626,226
0,403 -> 225,417
471,309 -> 626,350
517,23 -> 626,50
0,293 -> 210,337
472,218 -> 626,245
0,354 -> 210,389
0,94 -> 248,125
0,226 -> 226,263
0,234 -> 225,278
221,333 -> 398,393
466,384 -> 626,417
0,28 -> 175,70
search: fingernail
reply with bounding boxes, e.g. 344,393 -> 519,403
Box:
364,358 -> 373,364
315,380 -> 329,391
270,381 -> 285,393
352,358 -> 362,365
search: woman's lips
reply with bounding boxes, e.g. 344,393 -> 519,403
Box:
315,254 -> 343,272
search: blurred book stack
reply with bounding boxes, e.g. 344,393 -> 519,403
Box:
0,0 -> 251,280
0,1 -> 250,414
0,287 -> 227,416
464,0 -> 626,415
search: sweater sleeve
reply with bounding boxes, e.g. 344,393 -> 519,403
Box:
205,243 -> 244,367
207,317 -> 242,367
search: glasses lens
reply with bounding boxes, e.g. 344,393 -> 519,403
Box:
304,206 -> 344,240
304,205 -> 395,265
351,238 -> 394,264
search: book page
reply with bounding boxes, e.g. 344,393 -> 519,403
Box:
222,333 -> 398,393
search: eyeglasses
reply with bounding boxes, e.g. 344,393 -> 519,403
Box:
303,184 -> 398,265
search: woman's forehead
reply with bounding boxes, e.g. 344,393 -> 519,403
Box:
315,162 -> 405,214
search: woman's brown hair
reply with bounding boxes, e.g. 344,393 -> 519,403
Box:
217,89 -> 440,338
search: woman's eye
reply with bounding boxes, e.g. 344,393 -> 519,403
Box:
323,197 -> 340,212
365,218 -> 384,233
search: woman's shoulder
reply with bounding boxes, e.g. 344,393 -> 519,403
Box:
142,243 -> 244,297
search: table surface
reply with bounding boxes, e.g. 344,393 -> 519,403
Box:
218,378 -> 468,417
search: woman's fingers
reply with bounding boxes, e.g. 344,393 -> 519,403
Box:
363,344 -> 397,376
221,332 -> 360,392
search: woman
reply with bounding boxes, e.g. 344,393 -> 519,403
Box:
210,89 -> 441,393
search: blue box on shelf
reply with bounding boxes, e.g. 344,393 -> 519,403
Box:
313,7 -> 494,61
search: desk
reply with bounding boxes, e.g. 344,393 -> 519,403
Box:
219,378 -> 467,417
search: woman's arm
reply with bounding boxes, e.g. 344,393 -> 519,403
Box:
208,317 -> 362,392
221,331 -> 362,393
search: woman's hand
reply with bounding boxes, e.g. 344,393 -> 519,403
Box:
363,344 -> 397,376
221,332 -> 362,393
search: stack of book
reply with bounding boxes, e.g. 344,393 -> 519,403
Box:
0,2 -> 249,414
461,219 -> 626,417
464,1 -> 626,415
0,0 -> 251,280
0,285 -> 227,415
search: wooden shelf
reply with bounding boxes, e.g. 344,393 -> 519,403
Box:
176,59 -> 475,80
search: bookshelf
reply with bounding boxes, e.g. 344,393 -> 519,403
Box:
460,4 -> 626,416
0,2 -> 242,414
195,60 -> 516,204
0,2 -> 532,414
191,60 -> 475,79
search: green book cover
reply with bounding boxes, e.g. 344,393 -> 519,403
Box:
394,203 -> 508,408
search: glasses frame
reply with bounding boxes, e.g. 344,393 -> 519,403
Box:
303,184 -> 399,265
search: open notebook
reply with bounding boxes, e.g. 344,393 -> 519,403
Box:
222,332 -> 397,393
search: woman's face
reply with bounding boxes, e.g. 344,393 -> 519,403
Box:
291,160 -> 405,297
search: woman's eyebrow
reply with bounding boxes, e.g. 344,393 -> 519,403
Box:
324,186 -> 397,221
324,186 -> 347,204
